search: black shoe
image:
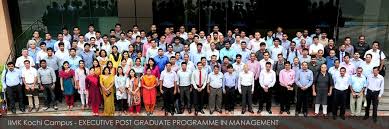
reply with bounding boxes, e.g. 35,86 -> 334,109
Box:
20,108 -> 25,113
188,109 -> 192,114
171,112 -> 174,116
286,111 -> 290,114
363,116 -> 369,120
11,109 -> 16,114
218,110 -> 222,114
279,111 -> 283,114
194,111 -> 198,116
210,111 -> 213,115
303,112 -> 307,117
241,110 -> 246,114
268,110 -> 272,114
200,110 -> 205,114
44,107 -> 50,111
257,109 -> 262,114
164,112 -> 168,116
248,110 -> 254,114
340,115 -> 345,120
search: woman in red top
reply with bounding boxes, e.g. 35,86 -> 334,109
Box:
85,68 -> 101,116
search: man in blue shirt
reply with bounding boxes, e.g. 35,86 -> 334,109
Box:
43,33 -> 57,49
79,43 -> 95,69
219,42 -> 237,63
295,62 -> 313,117
154,48 -> 169,72
1,62 -> 24,113
349,67 -> 367,116
66,48 -> 82,70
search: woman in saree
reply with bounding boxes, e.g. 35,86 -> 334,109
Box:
85,68 -> 101,116
106,61 -> 116,75
92,59 -> 101,76
109,46 -> 121,68
99,67 -> 115,116
97,50 -> 109,68
126,69 -> 141,114
141,67 -> 158,116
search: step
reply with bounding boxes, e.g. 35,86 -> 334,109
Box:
380,97 -> 389,104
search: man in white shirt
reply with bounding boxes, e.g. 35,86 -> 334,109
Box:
54,42 -> 69,65
360,54 -> 375,77
206,43 -> 219,61
363,67 -> 385,123
100,35 -> 112,54
332,67 -> 350,120
269,38 -> 284,62
15,49 -> 35,68
259,62 -> 276,114
116,33 -> 131,53
21,60 -> 39,112
259,51 -> 274,71
159,63 -> 178,116
249,32 -> 265,52
309,36 -> 324,55
177,62 -> 192,114
232,54 -> 245,74
238,64 -> 255,114
146,40 -> 159,62
36,43 -> 48,64
207,65 -> 223,114
54,33 -> 71,52
191,62 -> 208,115
84,24 -> 96,42
77,35 -> 87,50
363,41 -> 386,73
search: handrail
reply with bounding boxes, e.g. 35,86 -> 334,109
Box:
6,19 -> 45,63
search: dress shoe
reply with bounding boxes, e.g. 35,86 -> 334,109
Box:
286,111 -> 290,114
20,108 -> 25,113
267,110 -> 272,114
241,110 -> 245,114
279,111 -> 283,114
54,106 -> 58,110
194,111 -> 198,116
210,111 -> 213,115
248,110 -> 254,114
164,112 -> 168,116
257,109 -> 262,114
11,109 -> 16,114
188,109 -> 192,114
303,112 -> 307,117
200,110 -> 205,114
171,112 -> 174,116
340,115 -> 345,120
363,116 -> 369,120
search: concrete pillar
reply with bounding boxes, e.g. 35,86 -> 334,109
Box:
0,0 -> 13,64
117,0 -> 153,31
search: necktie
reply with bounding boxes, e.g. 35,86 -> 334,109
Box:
199,70 -> 202,87
340,52 -> 343,62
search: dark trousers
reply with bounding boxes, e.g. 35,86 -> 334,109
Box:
253,79 -> 260,104
118,99 -> 127,112
6,85 -> 24,110
332,89 -> 347,117
54,70 -> 63,102
241,85 -> 253,111
259,87 -> 272,111
162,87 -> 174,113
225,86 -> 235,111
296,88 -> 309,113
365,89 -> 379,119
42,84 -> 57,107
179,86 -> 191,109
193,87 -> 205,112
280,85 -> 294,111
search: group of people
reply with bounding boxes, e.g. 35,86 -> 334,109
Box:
1,24 -> 385,122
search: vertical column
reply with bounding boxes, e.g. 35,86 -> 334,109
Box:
0,0 -> 13,64
118,0 -> 153,31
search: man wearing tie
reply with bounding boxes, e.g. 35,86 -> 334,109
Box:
191,62 -> 207,116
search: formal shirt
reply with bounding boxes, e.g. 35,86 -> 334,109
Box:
365,74 -> 385,97
164,51 -> 175,59
1,68 -> 22,87
279,69 -> 295,87
43,39 -> 57,49
269,45 -> 284,61
238,49 -> 251,63
37,67 -> 56,85
160,70 -> 178,88
295,69 -> 313,88
153,55 -> 169,72
36,50 -> 48,64
100,42 -> 112,54
190,51 -> 206,65
328,66 -> 340,77
116,39 -> 131,53
281,40 -> 291,49
283,48 -> 300,63
28,48 -> 40,63
54,40 -> 71,52
364,49 -> 386,67
299,55 -> 311,64
309,43 -> 324,55
177,70 -> 192,86
206,49 -> 219,61
340,62 -> 355,76
146,47 -> 159,61
249,38 -> 265,52
85,32 -> 96,42
223,72 -> 238,90
360,61 -> 375,77
191,69 -> 208,90
259,70 -> 276,88
79,51 -> 95,68
316,57 -> 326,66
173,43 -> 184,53
349,75 -> 367,93
66,56 -> 82,70
350,58 -> 363,71
219,48 -> 237,62
22,67 -> 37,84
238,71 -> 255,93
232,62 -> 245,74
55,50 -> 70,64
334,75 -> 350,91
326,56 -> 338,69
15,56 -> 35,68
247,60 -> 260,80
259,59 -> 274,71
207,72 -> 224,88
